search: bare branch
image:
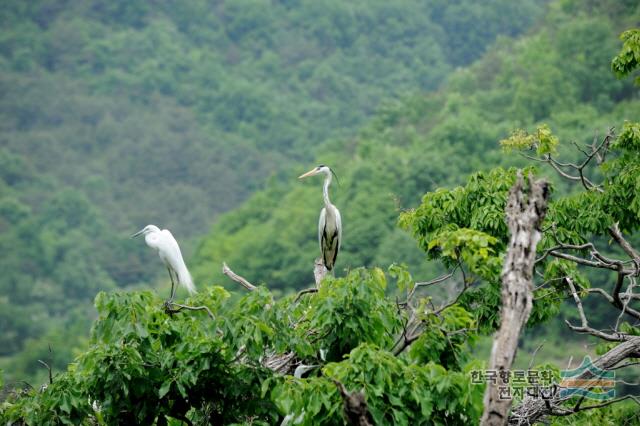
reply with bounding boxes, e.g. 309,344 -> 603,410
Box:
609,223 -> 640,276
528,343 -> 545,371
434,277 -> 472,315
549,251 -> 630,272
586,287 -> 614,303
615,277 -> 637,331
528,130 -> 614,194
37,344 -> 54,385
407,268 -> 457,301
565,278 -> 625,341
37,360 -> 53,385
607,361 -> 640,370
510,337 -> 640,424
620,293 -> 640,300
294,288 -> 318,303
222,262 -> 257,291
612,265 -> 626,309
585,282 -> 640,321
165,302 -> 215,320
551,395 -> 640,417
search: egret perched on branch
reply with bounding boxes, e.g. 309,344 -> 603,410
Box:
299,165 -> 342,271
131,225 -> 196,301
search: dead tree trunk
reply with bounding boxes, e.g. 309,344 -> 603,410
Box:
314,257 -> 328,286
480,172 -> 549,426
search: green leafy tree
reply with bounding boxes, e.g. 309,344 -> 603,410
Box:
5,120 -> 640,424
0,0 -> 550,377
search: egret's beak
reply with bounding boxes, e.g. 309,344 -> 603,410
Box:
298,168 -> 319,179
131,228 -> 145,238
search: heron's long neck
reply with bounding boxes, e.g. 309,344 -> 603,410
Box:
322,173 -> 332,207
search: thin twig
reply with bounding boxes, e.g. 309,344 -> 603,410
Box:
551,395 -> 640,417
222,262 -> 257,291
295,288 -> 318,303
528,343 -> 545,370
607,361 -> 640,370
565,278 -> 625,341
408,268 -> 457,301
37,359 -> 53,385
615,277 -> 636,332
609,223 -> 640,276
165,302 -> 215,319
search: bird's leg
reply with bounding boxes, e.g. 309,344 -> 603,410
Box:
166,266 -> 175,305
170,270 -> 178,301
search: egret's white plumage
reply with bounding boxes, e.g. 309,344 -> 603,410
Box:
132,224 -> 196,299
299,165 -> 342,270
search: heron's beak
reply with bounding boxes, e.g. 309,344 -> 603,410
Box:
130,228 -> 145,238
298,168 -> 318,179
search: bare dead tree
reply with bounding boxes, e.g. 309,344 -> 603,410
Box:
480,172 -> 550,426
506,129 -> 640,423
314,257 -> 328,286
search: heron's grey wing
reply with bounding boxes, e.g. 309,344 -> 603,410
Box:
320,206 -> 340,270
318,207 -> 326,253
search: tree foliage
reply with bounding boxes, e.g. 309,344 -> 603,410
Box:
4,118 -> 640,425
1,268 -> 484,425
193,0 -> 640,297
0,0 -> 548,379
3,1 -> 640,424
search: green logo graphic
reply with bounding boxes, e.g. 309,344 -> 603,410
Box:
559,357 -> 615,400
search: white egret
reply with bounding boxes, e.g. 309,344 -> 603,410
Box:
298,165 -> 342,271
131,224 -> 196,301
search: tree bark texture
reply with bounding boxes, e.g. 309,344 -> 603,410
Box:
314,257 -> 328,286
481,172 -> 549,426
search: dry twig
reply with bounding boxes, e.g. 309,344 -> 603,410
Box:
222,262 -> 257,291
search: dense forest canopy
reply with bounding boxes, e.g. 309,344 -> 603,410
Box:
2,0 -> 640,424
0,0 -> 548,380
0,0 -> 550,381
2,26 -> 640,423
192,0 -> 639,291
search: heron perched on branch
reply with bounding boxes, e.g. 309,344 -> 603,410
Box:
299,165 -> 342,271
131,224 -> 196,302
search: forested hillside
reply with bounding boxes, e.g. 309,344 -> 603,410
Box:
0,0 -> 548,383
193,0 -> 640,291
2,0 -> 640,423
3,8 -> 640,421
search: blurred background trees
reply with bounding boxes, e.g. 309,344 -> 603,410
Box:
1,0 -> 639,402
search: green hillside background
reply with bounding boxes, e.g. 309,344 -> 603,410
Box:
1,0 -> 639,390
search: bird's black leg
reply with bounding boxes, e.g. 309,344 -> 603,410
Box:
170,270 -> 178,301
166,266 -> 175,304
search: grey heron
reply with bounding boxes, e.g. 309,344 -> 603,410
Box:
299,165 -> 342,271
131,224 -> 196,301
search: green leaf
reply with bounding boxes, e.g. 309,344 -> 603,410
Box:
159,380 -> 172,399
